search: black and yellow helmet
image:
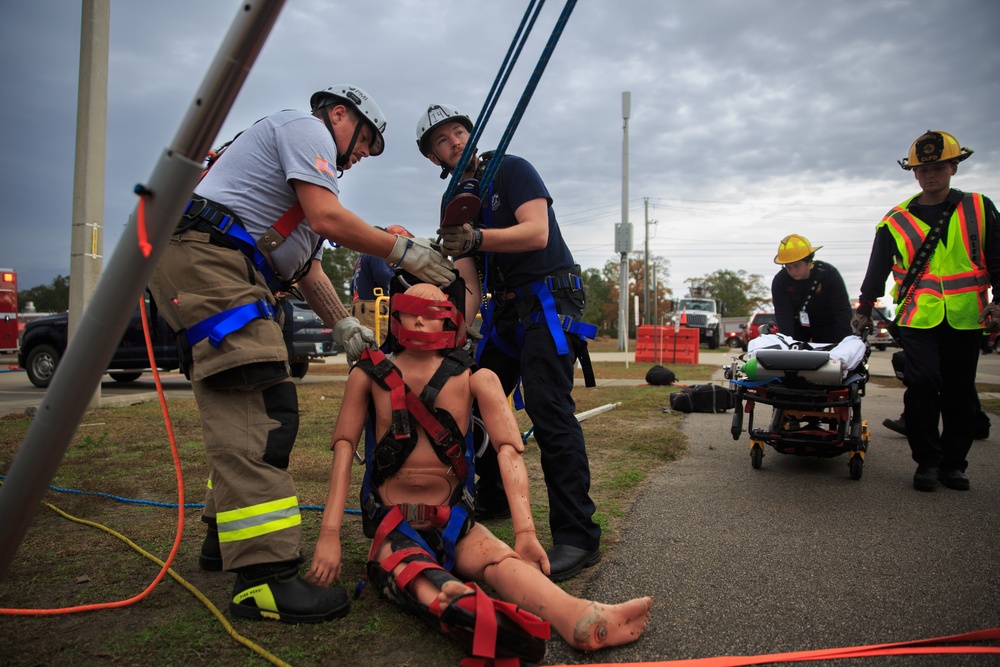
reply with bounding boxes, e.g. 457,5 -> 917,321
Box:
898,130 -> 973,170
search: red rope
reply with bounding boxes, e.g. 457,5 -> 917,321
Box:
548,627 -> 1000,667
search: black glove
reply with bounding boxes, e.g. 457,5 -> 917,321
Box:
436,224 -> 483,256
851,311 -> 873,335
979,303 -> 1000,333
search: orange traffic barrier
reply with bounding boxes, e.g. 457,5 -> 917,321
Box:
635,325 -> 699,364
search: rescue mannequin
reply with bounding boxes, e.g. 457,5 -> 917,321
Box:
307,283 -> 651,663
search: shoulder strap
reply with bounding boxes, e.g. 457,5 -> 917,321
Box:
418,350 -> 476,407
896,194 -> 961,306
799,263 -> 826,311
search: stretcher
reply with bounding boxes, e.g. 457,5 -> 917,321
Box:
726,336 -> 870,480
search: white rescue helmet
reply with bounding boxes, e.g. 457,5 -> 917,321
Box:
310,85 -> 387,156
416,104 -> 473,155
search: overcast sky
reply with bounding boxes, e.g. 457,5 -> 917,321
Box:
3,0 -> 999,312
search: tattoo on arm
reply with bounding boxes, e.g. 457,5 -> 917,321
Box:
304,280 -> 349,324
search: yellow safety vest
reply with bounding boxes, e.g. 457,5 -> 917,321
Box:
877,192 -> 988,330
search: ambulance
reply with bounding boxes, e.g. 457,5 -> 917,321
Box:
0,269 -> 17,354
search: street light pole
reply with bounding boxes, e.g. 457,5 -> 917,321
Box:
644,197 -> 649,326
616,92 -> 632,352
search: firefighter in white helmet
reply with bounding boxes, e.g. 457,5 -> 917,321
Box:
149,85 -> 453,625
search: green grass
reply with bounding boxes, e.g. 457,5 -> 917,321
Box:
0,364 -> 691,666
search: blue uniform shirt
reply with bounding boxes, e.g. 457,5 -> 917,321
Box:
351,253 -> 394,301
480,155 -> 576,289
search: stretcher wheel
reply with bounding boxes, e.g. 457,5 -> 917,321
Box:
731,409 -> 743,440
849,454 -> 864,480
750,442 -> 763,469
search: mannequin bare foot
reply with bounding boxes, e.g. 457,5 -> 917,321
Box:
569,597 -> 652,651
437,580 -> 475,608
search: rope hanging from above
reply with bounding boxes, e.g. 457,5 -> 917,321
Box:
442,0 -> 578,204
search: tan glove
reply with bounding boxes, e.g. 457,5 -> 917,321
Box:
979,302 -> 1000,333
851,311 -> 873,335
436,223 -> 483,256
386,235 -> 454,287
332,317 -> 376,365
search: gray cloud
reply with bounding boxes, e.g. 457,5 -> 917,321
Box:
2,0 -> 998,308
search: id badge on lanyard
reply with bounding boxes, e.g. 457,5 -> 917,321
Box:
799,310 -> 811,327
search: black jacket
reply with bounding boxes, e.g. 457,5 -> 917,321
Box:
771,260 -> 853,343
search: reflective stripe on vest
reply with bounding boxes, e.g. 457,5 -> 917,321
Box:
216,496 -> 301,543
877,193 -> 988,329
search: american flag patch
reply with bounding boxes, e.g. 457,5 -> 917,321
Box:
315,156 -> 336,177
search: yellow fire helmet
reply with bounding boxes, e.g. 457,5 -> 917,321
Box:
774,234 -> 821,265
898,130 -> 974,170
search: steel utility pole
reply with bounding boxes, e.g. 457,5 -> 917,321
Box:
643,197 -> 649,325
616,92 -> 632,352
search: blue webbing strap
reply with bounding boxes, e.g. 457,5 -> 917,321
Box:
443,0 -> 544,204
530,310 -> 597,340
185,300 -> 277,348
183,199 -> 281,290
732,378 -> 781,388
478,0 -> 578,197
532,281 -> 569,356
439,505 -> 467,573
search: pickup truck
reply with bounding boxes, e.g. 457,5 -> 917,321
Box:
17,297 -> 339,388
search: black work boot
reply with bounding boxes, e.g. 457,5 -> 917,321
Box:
230,561 -> 349,624
882,414 -> 906,436
199,517 -> 223,572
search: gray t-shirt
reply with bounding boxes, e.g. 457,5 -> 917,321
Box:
195,109 -> 340,280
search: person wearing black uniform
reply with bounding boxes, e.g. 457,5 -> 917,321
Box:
415,103 -> 602,582
771,234 -> 853,343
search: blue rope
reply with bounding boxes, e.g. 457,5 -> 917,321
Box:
442,0 -> 578,203
443,0 -> 543,203
0,475 -> 361,514
479,0 -> 578,196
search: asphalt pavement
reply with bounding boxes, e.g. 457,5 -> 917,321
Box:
545,349 -> 1000,666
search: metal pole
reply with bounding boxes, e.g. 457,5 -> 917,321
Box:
643,197 -> 649,326
618,91 -> 631,352
0,0 -> 288,580
69,0 -> 109,412
653,261 -> 659,364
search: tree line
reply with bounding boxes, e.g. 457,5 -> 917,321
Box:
18,249 -> 771,338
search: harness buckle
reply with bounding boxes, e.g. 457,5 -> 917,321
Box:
183,198 -> 207,219
256,299 -> 277,321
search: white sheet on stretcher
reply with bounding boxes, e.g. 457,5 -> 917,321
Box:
747,333 -> 867,379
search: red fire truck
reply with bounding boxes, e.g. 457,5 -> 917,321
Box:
0,269 -> 17,353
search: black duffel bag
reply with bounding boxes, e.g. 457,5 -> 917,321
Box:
669,384 -> 735,413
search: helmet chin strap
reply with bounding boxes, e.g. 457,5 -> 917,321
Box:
317,107 -> 361,175
439,151 -> 478,180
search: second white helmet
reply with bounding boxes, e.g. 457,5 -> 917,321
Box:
416,104 -> 473,155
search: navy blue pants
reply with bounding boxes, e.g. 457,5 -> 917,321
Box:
475,296 -> 601,551
899,324 -> 981,471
